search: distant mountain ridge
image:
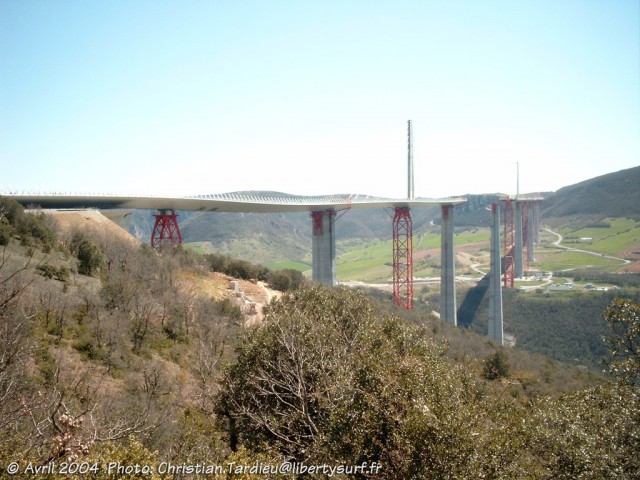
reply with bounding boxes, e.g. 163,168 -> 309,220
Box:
116,167 -> 640,263
541,166 -> 640,220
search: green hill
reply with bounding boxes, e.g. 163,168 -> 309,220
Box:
542,166 -> 640,220
2,195 -> 638,478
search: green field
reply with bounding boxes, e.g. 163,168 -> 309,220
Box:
335,218 -> 636,282
414,229 -> 490,249
191,219 -> 637,282
336,229 -> 491,282
532,245 -> 623,272
337,239 -> 393,282
265,260 -> 311,272
534,247 -> 625,272
559,218 -> 640,256
530,218 -> 639,273
183,241 -> 215,254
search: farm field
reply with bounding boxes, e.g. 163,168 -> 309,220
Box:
336,239 -> 393,282
265,260 -> 311,272
534,218 -> 640,273
336,228 -> 491,283
533,248 -> 625,273
559,218 -> 640,257
187,218 -> 639,282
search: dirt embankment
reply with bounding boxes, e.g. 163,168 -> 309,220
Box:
41,209 -> 140,245
38,209 -> 282,322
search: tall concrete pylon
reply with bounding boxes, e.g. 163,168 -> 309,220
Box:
488,202 -> 504,345
440,204 -> 457,325
514,201 -> 524,278
527,204 -> 536,264
533,201 -> 541,244
311,210 -> 336,286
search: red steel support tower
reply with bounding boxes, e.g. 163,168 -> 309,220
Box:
311,210 -> 324,236
393,207 -> 413,309
502,199 -> 515,288
151,209 -> 183,249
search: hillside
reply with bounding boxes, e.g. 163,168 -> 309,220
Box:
116,194 -> 501,265
0,195 -> 635,478
542,165 -> 640,220
119,170 -> 640,268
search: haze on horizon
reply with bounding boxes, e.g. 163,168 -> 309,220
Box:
1,1 -> 638,199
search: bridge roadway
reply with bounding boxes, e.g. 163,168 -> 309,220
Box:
3,191 -> 465,213
4,190 -> 466,325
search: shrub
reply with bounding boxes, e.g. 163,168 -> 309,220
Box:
216,286 -> 524,478
71,233 -> 103,276
0,223 -> 12,245
266,269 -> 305,291
483,349 -> 511,380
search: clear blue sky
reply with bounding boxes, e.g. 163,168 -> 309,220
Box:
1,0 -> 638,198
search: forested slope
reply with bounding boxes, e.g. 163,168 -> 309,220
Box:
1,196 -> 638,479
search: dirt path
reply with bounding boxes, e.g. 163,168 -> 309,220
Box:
258,281 -> 280,304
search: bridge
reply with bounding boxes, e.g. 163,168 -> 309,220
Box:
3,189 -> 466,324
487,195 -> 544,345
2,190 -> 463,213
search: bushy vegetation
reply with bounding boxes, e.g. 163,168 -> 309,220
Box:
0,197 -> 55,250
215,286 -> 640,478
555,270 -> 640,288
457,285 -> 640,369
206,251 -> 305,291
0,201 -> 242,471
216,286 -> 519,477
206,252 -> 268,281
1,197 -> 639,478
482,349 -> 511,380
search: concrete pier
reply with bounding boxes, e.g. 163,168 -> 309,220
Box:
514,201 -> 524,278
311,210 -> 336,286
527,204 -> 535,264
533,201 -> 540,244
488,203 -> 504,345
440,205 -> 457,326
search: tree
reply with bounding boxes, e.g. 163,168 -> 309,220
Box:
130,295 -> 154,354
529,384 -> 640,479
602,298 -> 640,386
482,349 -> 511,381
71,232 -> 103,276
523,298 -> 640,478
215,285 -> 525,478
267,269 -> 305,291
0,247 -> 35,445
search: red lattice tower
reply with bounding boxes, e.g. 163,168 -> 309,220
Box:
151,209 -> 183,249
502,199 -> 515,288
311,210 -> 325,235
393,207 -> 413,308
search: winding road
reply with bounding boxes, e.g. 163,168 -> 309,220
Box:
543,227 -> 631,266
469,227 -> 631,292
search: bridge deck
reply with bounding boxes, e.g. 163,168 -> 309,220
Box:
5,192 -> 466,213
